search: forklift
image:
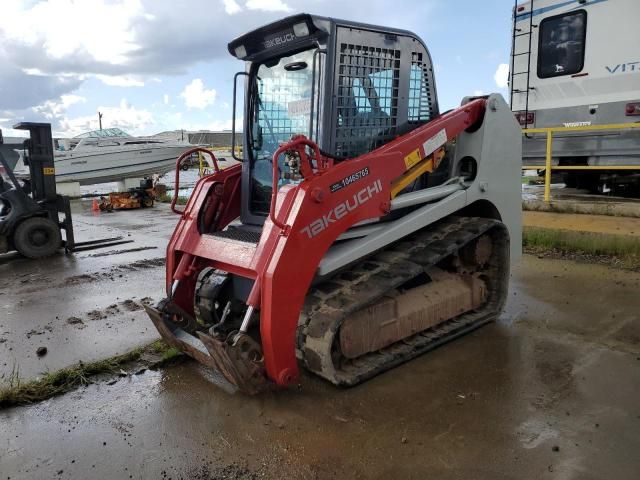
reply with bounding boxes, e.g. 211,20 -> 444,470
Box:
0,122 -> 130,258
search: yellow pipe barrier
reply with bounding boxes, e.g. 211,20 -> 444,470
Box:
524,165 -> 640,171
544,130 -> 553,202
521,123 -> 640,202
524,123 -> 640,134
197,146 -> 215,177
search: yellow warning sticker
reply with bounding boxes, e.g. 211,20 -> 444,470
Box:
43,167 -> 55,175
403,149 -> 422,170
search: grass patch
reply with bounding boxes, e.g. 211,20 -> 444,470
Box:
161,347 -> 181,362
0,340 -> 181,409
523,226 -> 640,258
148,339 -> 181,362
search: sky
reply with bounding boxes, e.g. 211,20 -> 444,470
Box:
0,0 -> 514,138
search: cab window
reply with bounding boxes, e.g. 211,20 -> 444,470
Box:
537,10 -> 587,78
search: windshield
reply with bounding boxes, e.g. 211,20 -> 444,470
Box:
248,49 -> 316,214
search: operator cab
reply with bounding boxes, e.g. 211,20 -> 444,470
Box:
228,14 -> 439,225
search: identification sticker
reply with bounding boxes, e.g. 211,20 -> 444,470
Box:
287,98 -> 311,117
422,128 -> 448,157
43,167 -> 55,175
330,167 -> 370,193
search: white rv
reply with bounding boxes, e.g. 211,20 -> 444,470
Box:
510,0 -> 640,192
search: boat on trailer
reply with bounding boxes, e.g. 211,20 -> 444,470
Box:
53,128 -> 193,185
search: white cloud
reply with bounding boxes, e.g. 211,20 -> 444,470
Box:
223,0 -> 242,14
245,0 -> 291,12
180,78 -> 217,109
32,94 -> 86,119
473,90 -> 484,96
494,63 -> 510,89
0,0 -> 144,65
95,75 -> 145,87
163,94 -> 170,105
0,0 -> 440,127
58,98 -> 153,136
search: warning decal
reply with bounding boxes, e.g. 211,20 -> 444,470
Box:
403,148 -> 422,170
422,128 -> 448,157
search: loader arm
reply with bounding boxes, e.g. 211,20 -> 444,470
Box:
153,99 -> 487,388
251,99 -> 486,384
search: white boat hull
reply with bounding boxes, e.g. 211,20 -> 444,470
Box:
54,145 -> 192,185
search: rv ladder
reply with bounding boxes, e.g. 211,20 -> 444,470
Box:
509,0 -> 536,121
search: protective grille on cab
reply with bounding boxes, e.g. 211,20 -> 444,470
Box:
409,52 -> 435,123
335,44 -> 401,158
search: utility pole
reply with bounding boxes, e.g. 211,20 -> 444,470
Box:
98,112 -> 103,130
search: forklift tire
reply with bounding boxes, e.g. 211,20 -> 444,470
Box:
13,217 -> 62,259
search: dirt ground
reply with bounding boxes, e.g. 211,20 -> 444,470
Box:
1,254 -> 639,479
523,210 -> 640,236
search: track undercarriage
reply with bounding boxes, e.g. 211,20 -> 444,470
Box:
146,216 -> 509,393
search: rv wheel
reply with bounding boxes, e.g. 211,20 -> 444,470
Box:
13,217 -> 62,259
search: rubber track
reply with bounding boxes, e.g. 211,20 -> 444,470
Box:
297,216 -> 509,386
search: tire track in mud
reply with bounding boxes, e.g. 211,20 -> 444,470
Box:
85,246 -> 158,258
75,297 -> 155,327
18,298 -> 158,337
12,257 -> 166,294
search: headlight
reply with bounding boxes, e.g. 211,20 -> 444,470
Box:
234,45 -> 247,59
293,22 -> 309,37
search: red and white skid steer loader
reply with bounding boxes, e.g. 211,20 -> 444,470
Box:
145,14 -> 522,394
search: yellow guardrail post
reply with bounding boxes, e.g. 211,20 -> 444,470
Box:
522,122 -> 640,203
544,130 -> 553,202
197,151 -> 202,177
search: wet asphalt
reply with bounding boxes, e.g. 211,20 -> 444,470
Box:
0,200 -> 178,381
1,198 -> 640,479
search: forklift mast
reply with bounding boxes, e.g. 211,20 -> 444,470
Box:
14,122 -> 59,214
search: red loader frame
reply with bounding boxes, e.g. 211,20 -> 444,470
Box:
165,99 -> 487,387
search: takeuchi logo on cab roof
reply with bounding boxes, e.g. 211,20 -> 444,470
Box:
263,33 -> 297,50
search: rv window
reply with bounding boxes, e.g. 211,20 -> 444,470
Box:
537,10 -> 587,78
